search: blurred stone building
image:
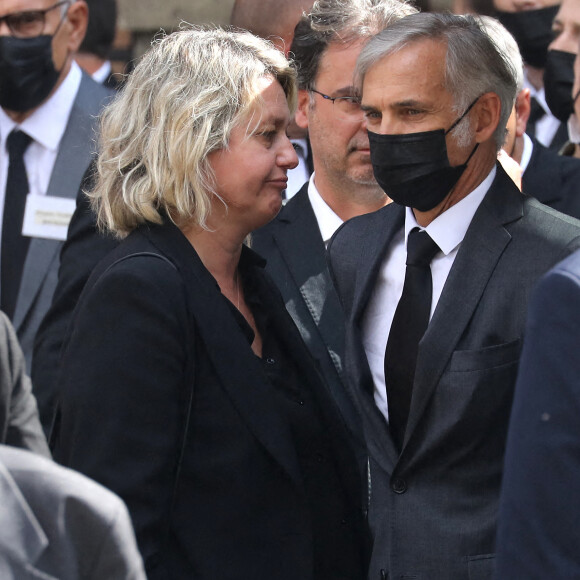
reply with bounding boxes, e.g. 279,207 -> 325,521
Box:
113,0 -> 236,73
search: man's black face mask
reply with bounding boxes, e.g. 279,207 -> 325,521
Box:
0,35 -> 61,113
544,49 -> 576,123
368,98 -> 480,212
496,5 -> 559,69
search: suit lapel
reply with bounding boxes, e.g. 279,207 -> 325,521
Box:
352,204 -> 405,325
403,166 -> 524,447
272,186 -> 345,374
348,205 -> 405,470
144,223 -> 303,489
14,74 -> 110,330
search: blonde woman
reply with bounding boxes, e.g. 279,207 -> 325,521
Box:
51,29 -> 368,579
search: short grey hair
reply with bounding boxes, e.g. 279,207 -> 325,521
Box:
291,0 -> 417,90
479,16 -> 524,93
90,28 -> 296,238
356,12 -> 518,149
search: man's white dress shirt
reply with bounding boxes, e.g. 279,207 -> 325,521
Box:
362,166 -> 496,421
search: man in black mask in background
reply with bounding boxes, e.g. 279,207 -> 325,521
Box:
327,12 -> 580,579
0,0 -> 110,368
546,0 -> 580,156
494,0 -> 569,149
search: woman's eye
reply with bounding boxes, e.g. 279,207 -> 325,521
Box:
259,131 -> 276,144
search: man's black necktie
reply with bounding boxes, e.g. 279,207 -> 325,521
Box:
384,228 -> 440,451
1,130 -> 33,320
526,96 -> 545,138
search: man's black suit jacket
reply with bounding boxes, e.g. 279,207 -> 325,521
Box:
51,219 -> 368,579
252,184 -> 363,446
327,164 -> 580,580
522,136 -> 580,219
495,248 -> 580,578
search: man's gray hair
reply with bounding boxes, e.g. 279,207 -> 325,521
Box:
479,16 -> 524,93
356,12 -> 518,149
291,0 -> 417,90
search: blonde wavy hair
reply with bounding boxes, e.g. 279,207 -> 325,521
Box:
90,28 -> 297,238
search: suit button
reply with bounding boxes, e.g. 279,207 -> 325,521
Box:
391,477 -> 407,494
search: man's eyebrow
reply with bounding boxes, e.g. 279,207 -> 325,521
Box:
332,85 -> 360,97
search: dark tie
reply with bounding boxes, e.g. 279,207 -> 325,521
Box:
384,228 -> 440,451
526,96 -> 544,138
1,130 -> 33,320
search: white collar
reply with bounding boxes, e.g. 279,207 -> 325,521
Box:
307,173 -> 344,245
404,165 -> 496,256
91,60 -> 112,84
520,133 -> 533,174
0,62 -> 82,151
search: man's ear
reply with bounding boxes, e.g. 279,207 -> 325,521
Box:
515,88 -> 531,137
295,89 -> 311,130
65,0 -> 89,53
473,92 -> 502,144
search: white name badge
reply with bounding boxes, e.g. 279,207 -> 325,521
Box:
22,194 -> 76,241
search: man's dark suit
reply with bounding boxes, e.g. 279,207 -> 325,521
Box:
12,73 -> 111,370
327,165 -> 580,580
52,219 -> 368,579
522,136 -> 580,219
252,183 -> 362,442
495,249 -> 580,579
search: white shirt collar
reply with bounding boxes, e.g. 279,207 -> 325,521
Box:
91,60 -> 112,84
520,132 -> 533,174
404,165 -> 496,256
0,62 -> 82,151
307,173 -> 344,245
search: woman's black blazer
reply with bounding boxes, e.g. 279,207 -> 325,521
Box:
52,220 -> 368,579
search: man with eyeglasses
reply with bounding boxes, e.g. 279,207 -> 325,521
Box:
252,0 -> 417,449
0,0 -> 111,371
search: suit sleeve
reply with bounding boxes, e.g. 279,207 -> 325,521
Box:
495,263 -> 580,578
31,161 -> 119,434
52,254 -> 191,574
0,312 -> 50,457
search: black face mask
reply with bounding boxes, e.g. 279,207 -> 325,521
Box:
544,49 -> 576,122
496,5 -> 559,69
368,100 -> 480,212
0,35 -> 61,113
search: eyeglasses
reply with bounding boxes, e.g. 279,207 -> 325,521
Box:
310,88 -> 363,123
0,1 -> 69,39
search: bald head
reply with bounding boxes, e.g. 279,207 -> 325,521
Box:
230,0 -> 315,53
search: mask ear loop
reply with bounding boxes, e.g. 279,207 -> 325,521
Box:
445,96 -> 481,135
444,96 -> 481,166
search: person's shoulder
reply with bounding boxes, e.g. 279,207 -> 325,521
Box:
543,248 -> 580,284
76,71 -> 115,112
329,202 -> 398,255
83,226 -> 183,299
0,445 -> 146,579
522,194 -> 580,236
0,445 -> 115,506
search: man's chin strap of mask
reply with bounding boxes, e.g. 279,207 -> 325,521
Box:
445,97 -> 481,170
